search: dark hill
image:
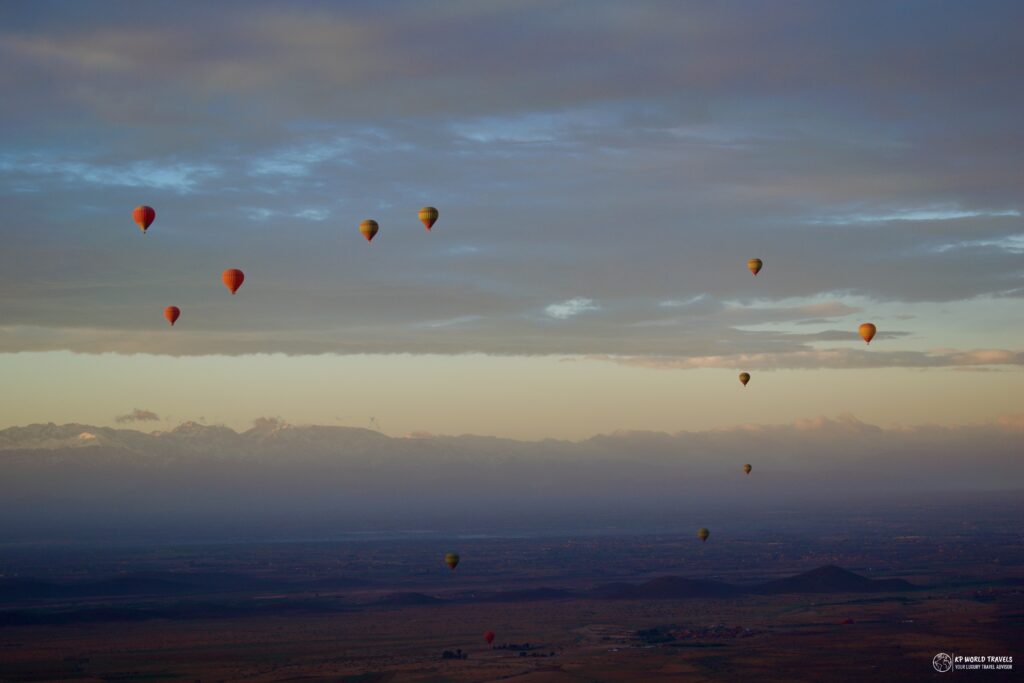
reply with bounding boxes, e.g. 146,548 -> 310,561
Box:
477,588 -> 574,602
593,576 -> 739,600
753,566 -> 916,594
373,592 -> 447,607
0,572 -> 284,602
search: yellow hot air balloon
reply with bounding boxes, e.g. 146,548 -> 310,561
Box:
697,528 -> 710,543
859,323 -> 877,344
444,553 -> 460,570
743,464 -> 752,475
418,206 -> 438,231
747,258 -> 763,276
739,372 -> 750,387
360,219 -> 379,242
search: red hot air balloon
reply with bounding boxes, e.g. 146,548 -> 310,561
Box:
484,631 -> 495,645
133,205 -> 156,233
164,306 -> 180,326
222,269 -> 245,295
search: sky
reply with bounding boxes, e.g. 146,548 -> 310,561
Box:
1,0 -> 1023,438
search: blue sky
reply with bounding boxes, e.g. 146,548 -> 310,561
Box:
1,1 -> 1022,434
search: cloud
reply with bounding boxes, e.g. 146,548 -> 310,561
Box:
114,408 -> 160,423
1,2 -> 1023,359
931,234 -> 1024,255
0,153 -> 221,192
294,208 -> 330,221
813,206 -> 1021,225
586,348 -> 1024,371
545,298 -> 598,319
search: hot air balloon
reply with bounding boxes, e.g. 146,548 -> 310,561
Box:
164,306 -> 180,326
222,268 -> 244,295
859,323 -> 877,344
484,631 -> 495,645
419,206 -> 439,231
739,372 -> 750,386
747,258 -> 762,276
445,553 -> 460,570
697,528 -> 710,543
743,463 -> 752,475
360,219 -> 379,242
133,205 -> 156,233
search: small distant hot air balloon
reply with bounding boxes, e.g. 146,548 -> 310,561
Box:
133,205 -> 156,233
419,206 -> 439,231
360,219 -> 379,242
164,306 -> 180,326
484,631 -> 495,645
445,553 -> 460,570
743,463 -> 752,475
739,372 -> 750,387
859,323 -> 877,344
222,268 -> 245,295
747,258 -> 763,276
697,528 -> 710,543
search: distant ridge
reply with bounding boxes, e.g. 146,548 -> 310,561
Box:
0,572 -> 368,602
476,587 -> 574,602
0,566 -> 921,627
592,576 -> 739,600
750,565 -> 917,595
591,566 -> 916,600
373,592 -> 447,606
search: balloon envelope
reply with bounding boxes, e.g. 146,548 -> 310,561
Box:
484,631 -> 495,645
698,528 -> 710,543
444,553 -> 460,570
747,258 -> 762,276
164,306 -> 180,326
419,206 -> 438,231
360,219 -> 379,242
133,205 -> 156,233
739,372 -> 750,386
222,268 -> 245,295
859,323 -> 877,344
743,463 -> 752,475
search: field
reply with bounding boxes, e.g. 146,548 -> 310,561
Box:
1,501 -> 1021,682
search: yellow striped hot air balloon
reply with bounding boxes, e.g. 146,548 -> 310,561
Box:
360,219 -> 379,242
418,206 -> 439,231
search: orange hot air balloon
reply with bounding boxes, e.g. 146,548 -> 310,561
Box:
484,631 -> 495,645
739,372 -> 750,387
419,206 -> 439,231
359,219 -> 379,242
747,258 -> 763,276
164,306 -> 180,326
444,553 -> 460,570
222,268 -> 245,295
697,528 -> 710,543
133,205 -> 156,233
859,323 -> 877,344
743,463 -> 752,475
